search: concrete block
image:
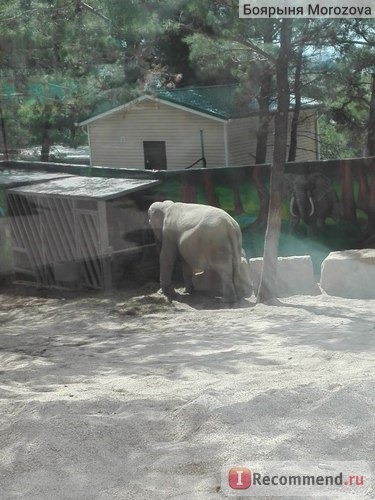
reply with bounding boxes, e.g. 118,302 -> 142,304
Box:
249,255 -> 320,297
320,249 -> 375,299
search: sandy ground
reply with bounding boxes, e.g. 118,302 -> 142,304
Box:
0,285 -> 374,499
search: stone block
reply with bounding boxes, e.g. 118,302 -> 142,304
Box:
249,255 -> 320,297
320,249 -> 375,299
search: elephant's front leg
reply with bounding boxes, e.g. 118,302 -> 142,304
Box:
159,237 -> 178,298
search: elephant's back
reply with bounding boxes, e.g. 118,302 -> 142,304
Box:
173,202 -> 237,228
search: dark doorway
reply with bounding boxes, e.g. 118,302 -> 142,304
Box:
143,141 -> 167,170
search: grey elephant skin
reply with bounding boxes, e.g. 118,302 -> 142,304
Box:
284,172 -> 341,232
148,200 -> 252,302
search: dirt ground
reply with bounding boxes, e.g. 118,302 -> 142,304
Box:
0,283 -> 374,499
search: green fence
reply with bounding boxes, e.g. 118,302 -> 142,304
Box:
1,157 -> 374,274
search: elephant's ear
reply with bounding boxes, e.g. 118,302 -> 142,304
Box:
148,203 -> 165,241
308,173 -> 333,202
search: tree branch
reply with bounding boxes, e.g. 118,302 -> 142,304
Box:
78,1 -> 110,22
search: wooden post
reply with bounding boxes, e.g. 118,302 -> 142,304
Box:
98,200 -> 112,291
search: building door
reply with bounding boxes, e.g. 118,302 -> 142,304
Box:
143,141 -> 167,170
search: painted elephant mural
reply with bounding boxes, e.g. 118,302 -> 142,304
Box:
148,200 -> 252,302
283,172 -> 341,232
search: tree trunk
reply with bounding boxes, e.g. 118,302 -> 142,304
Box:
40,125 -> 51,162
288,46 -> 303,162
252,165 -> 270,225
0,102 -> 9,161
367,159 -> 375,233
252,73 -> 271,225
257,19 -> 292,305
366,74 -> 375,156
252,23 -> 274,226
40,101 -> 51,162
255,68 -> 273,165
366,75 -> 375,232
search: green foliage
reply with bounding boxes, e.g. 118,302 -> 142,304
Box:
318,116 -> 362,160
0,4 -> 375,161
0,0 -> 127,157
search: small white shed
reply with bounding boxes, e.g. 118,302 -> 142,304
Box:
78,84 -> 320,170
7,176 -> 160,290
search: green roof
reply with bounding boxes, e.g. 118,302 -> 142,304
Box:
78,84 -> 320,124
156,84 -> 252,120
156,84 -> 319,119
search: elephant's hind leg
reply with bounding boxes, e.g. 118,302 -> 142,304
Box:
182,260 -> 194,294
222,278 -> 238,303
213,262 -> 237,303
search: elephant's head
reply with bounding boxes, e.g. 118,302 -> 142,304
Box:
307,172 -> 335,203
287,174 -> 315,223
148,200 -> 174,241
285,172 -> 338,227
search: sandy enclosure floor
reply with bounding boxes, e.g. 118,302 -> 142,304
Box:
0,286 -> 374,499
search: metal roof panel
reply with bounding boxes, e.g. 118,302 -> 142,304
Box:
78,84 -> 320,125
8,176 -> 160,200
0,170 -> 73,188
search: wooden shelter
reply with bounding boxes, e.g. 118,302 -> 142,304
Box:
6,176 -> 159,290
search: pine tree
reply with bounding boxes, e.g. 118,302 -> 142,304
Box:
257,19 -> 293,305
0,0 -> 123,158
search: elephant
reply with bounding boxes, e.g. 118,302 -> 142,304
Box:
283,172 -> 341,233
148,200 -> 252,302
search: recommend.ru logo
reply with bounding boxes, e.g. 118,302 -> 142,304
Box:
222,461 -> 372,497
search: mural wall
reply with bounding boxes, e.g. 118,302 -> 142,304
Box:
150,158 -> 375,272
1,157 -> 375,279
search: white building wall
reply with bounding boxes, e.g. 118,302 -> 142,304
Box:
87,98 -> 319,169
227,110 -> 319,166
263,110 -> 319,163
227,116 -> 258,166
88,99 -> 226,169
291,110 -> 319,161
